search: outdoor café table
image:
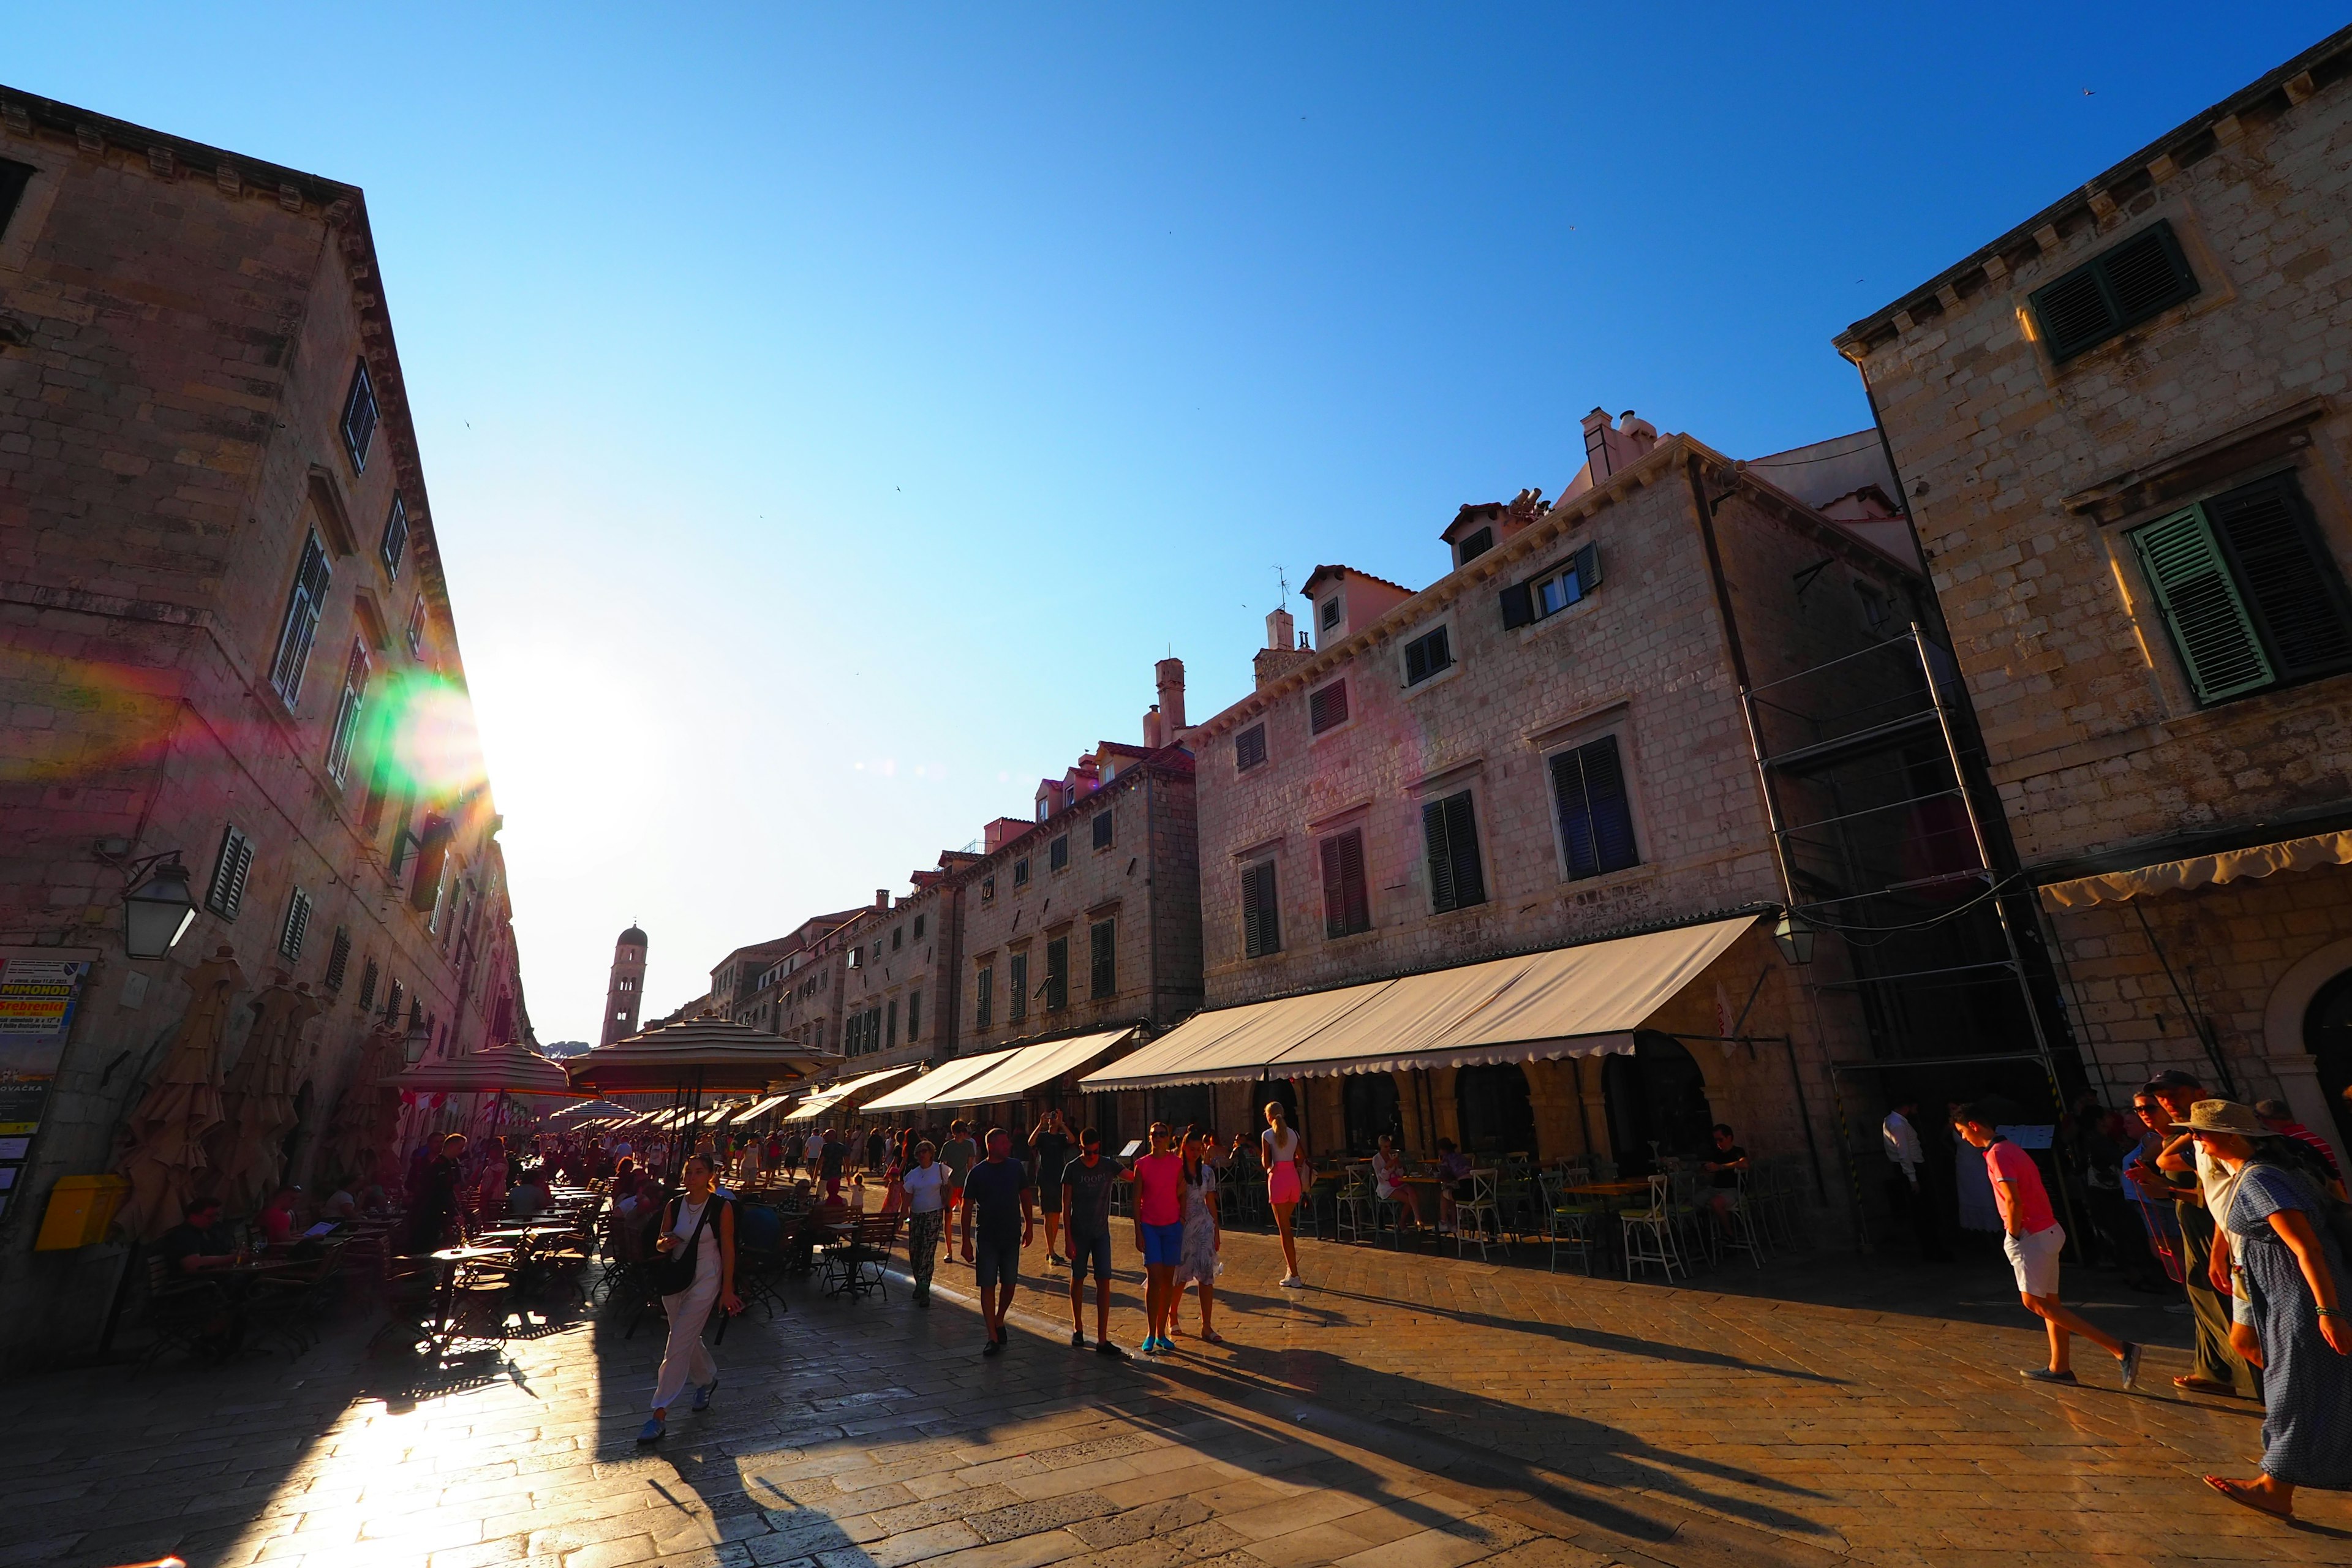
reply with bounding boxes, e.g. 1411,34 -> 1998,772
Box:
424,1244 -> 517,1348
1556,1180 -> 1651,1197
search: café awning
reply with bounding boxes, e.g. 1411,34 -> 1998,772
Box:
783,1063 -> 919,1124
567,1018 -> 839,1095
728,1091 -> 799,1124
929,1028 -> 1137,1106
862,1049 -> 1022,1112
2040,829 -> 2352,911
1081,915 -> 1759,1090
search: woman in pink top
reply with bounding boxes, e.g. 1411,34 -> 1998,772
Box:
1130,1123 -> 1186,1355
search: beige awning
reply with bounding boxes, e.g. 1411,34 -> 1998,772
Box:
2040,830 -> 2352,911
927,1028 -> 1137,1106
1081,915 -> 1759,1091
727,1091 -> 797,1124
782,1063 -> 919,1124
862,1049 -> 1022,1112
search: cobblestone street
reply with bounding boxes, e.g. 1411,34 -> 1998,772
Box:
8,1229 -> 2347,1568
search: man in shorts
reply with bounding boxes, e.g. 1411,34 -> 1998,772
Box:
960,1127 -> 1032,1355
1954,1102 -> 2141,1389
1061,1126 -> 1126,1357
1132,1122 -> 1185,1355
940,1120 -> 978,1254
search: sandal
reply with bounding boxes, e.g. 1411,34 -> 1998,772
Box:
2203,1476 -> 2292,1518
2174,1374 -> 2236,1395
1201,1328 -> 1226,1344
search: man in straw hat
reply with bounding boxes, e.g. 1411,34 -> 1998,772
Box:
2136,1070 -> 2262,1398
1953,1101 -> 2142,1389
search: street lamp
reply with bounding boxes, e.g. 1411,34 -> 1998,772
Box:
404,1016 -> 433,1065
1773,911 -> 1817,967
122,853 -> 198,959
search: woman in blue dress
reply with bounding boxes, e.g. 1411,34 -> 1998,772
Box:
2185,1099 -> 2352,1520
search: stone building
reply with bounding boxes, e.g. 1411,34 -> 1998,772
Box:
0,88 -> 527,1361
1088,410 -> 1951,1214
1836,24 -> 2352,1165
600,924 -> 647,1045
831,859 -> 977,1074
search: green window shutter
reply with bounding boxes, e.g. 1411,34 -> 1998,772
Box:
2206,475 -> 2352,681
2132,505 -> 2273,703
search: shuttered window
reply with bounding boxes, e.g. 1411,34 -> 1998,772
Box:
886,998 -> 897,1049
1319,829 -> 1371,938
1050,834 -> 1069,871
1241,859 -> 1281,958
1501,543 -> 1601,630
1308,679 -> 1349,734
385,978 -> 405,1023
323,926 -> 352,993
341,359 -> 379,472
1235,724 -> 1267,772
1403,627 -> 1452,686
1455,526 -> 1493,566
2130,473 -> 2352,703
974,965 -> 993,1030
0,159 -> 35,242
326,639 -> 370,783
278,888 -> 314,962
1093,812 -> 1114,850
269,532 -> 333,705
405,595 -> 427,655
1013,858 -> 1030,886
1008,953 -> 1028,1022
380,495 -> 409,579
908,990 -> 921,1041
357,956 -> 379,1011
205,825 -> 255,919
2030,221 -> 2199,363
1045,937 -> 1069,1011
1422,791 -> 1486,913
1550,736 -> 1640,879
1090,919 -> 1116,999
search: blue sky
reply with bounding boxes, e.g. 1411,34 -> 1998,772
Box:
13,4 -> 2342,1041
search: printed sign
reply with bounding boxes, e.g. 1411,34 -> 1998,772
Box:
0,958 -> 90,1137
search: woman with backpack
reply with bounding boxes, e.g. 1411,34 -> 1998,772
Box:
639,1153 -> 741,1444
2184,1100 -> 2352,1519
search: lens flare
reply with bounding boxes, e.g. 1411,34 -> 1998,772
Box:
374,673 -> 488,802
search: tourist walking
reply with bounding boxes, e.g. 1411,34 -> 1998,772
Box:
2138,1071 -> 2261,1398
2184,1098 -> 2352,1518
1953,1103 -> 2141,1389
818,1125 -> 848,1199
1030,1108 -> 1074,1267
1262,1100 -> 1308,1288
1173,1129 -> 1224,1342
941,1120 -> 978,1231
1062,1127 -> 1126,1356
900,1140 -> 948,1305
1133,1123 -> 1185,1354
404,1133 -> 467,1253
639,1153 -> 740,1444
960,1127 -> 1033,1355
1882,1097 -> 1950,1261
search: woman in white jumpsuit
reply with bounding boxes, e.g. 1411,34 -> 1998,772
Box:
639,1153 -> 740,1442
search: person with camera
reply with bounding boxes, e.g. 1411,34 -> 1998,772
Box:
639,1153 -> 741,1443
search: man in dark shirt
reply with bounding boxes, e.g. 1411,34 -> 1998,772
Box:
1030,1109 -> 1074,1267
1700,1124 -> 1748,1237
160,1197 -> 236,1274
960,1127 -> 1033,1355
1061,1128 -> 1126,1355
819,1126 -> 848,1197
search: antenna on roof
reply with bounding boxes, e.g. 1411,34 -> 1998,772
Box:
1275,566 -> 1290,606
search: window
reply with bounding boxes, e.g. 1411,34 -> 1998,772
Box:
1422,791 -> 1487,913
1319,597 -> 1340,630
908,990 -> 921,1040
2131,473 -> 2352,703
1050,835 -> 1069,872
323,926 -> 352,993
1044,937 -> 1069,1011
1090,920 -> 1115,999
1008,952 -> 1029,1022
405,595 -> 426,657
1403,627 -> 1452,686
325,640 -> 370,783
1550,735 -> 1640,879
0,159 -> 35,242
1456,526 -> 1494,567
278,888 -> 314,962
1013,858 -> 1030,887
269,532 -> 333,706
380,495 -> 409,579
913,913 -> 926,940
341,359 -> 379,472
975,965 -> 993,1030
1500,543 -> 1602,629
2030,220 -> 2198,363
1855,581 -> 1893,635
357,956 -> 379,1011
1308,679 -> 1349,734
385,977 -> 405,1023
892,926 -> 903,951
847,945 -> 862,970
886,998 -> 897,1049
1241,859 -> 1281,958
981,873 -> 997,902
1235,724 -> 1267,773
1092,813 -> 1113,851
205,825 -> 255,919
1319,829 -> 1371,938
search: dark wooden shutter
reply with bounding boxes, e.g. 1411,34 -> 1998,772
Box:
1499,581 -> 1534,630
1309,680 -> 1349,733
2132,507 -> 2273,703
0,159 -> 34,242
1320,830 -> 1370,937
1550,736 -> 1639,879
279,888 -> 313,960
2030,221 -> 2197,362
206,825 -> 254,919
342,359 -> 379,471
1457,526 -> 1493,565
975,965 -> 993,1030
1093,812 -> 1113,850
908,990 -> 921,1039
1235,725 -> 1267,772
1422,792 -> 1485,912
1404,628 -> 1450,685
1242,861 -> 1281,957
1046,937 -> 1069,1010
358,957 -> 379,1011
1091,921 -> 1115,998
270,533 -> 333,703
1051,834 -> 1069,870
324,926 -> 352,992
1574,541 -> 1602,594
381,495 -> 409,578
2207,475 -> 2352,682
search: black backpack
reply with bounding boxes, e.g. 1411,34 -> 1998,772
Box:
653,1194 -> 726,1295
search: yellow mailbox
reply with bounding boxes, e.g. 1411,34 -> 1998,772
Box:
34,1174 -> 130,1250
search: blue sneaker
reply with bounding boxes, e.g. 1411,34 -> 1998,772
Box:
637,1416 -> 665,1443
1139,1338 -> 1162,1356
1156,1335 -> 1177,1354
692,1376 -> 718,1412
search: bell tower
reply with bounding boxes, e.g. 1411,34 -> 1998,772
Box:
603,923 -> 648,1045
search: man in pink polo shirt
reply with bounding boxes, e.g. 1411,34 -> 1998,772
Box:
1954,1102 -> 2141,1389
1131,1122 -> 1185,1356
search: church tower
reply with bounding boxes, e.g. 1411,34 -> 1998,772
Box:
602,924 -> 648,1045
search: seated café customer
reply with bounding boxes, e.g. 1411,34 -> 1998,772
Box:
320,1182 -> 359,1222
1701,1125 -> 1749,1231
258,1185 -> 304,1250
161,1198 -> 238,1274
508,1171 -> 552,1218
1371,1135 -> 1423,1228
1435,1139 -> 1472,1232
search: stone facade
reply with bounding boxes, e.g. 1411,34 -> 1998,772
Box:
1839,25 -> 2352,1159
0,89 -> 526,1363
832,865 -> 971,1075
600,925 -> 646,1046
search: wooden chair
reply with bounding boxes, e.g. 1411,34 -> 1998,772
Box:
1620,1174 -> 1689,1283
1454,1170 -> 1502,1261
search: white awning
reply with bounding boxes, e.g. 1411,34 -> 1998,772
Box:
927,1028 -> 1137,1106
1081,915 -> 1760,1090
2040,830 -> 2352,911
728,1091 -> 797,1124
862,1050 -> 1022,1112
782,1063 -> 919,1124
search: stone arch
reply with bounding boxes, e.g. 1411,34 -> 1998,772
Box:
2262,934 -> 2352,1174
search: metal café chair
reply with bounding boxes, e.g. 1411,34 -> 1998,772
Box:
1454,1169 -> 1503,1261
1715,1167 -> 1769,1269
1540,1170 -> 1605,1275
1334,1164 -> 1379,1245
1620,1173 -> 1689,1283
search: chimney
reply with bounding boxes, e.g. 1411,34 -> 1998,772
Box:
1619,410 -> 1657,453
1143,704 -> 1165,750
1265,605 -> 1294,651
874,889 -> 890,910
1155,657 -> 1186,733
1581,407 -> 1615,480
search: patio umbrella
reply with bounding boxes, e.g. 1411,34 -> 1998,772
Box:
379,1041 -> 584,1096
113,946 -> 245,1240
322,1022 -> 407,1191
203,976 -> 323,1213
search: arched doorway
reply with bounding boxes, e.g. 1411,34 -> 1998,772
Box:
1153,1084 -> 1212,1135
1453,1063 -> 1536,1156
1342,1072 -> 1401,1155
2307,968 -> 2352,1152
1601,1033 -> 1713,1177
1253,1076 -> 1297,1131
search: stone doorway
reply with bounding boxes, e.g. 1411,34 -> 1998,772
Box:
1602,1032 -> 1714,1176
1453,1063 -> 1535,1156
2307,967 -> 2352,1152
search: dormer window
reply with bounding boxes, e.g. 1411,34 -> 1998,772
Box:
1456,527 -> 1493,567
1319,597 -> 1341,630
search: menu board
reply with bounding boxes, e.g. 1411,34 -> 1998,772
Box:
0,957 -> 92,1216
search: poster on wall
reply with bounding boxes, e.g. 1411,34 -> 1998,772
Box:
0,957 -> 93,1215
